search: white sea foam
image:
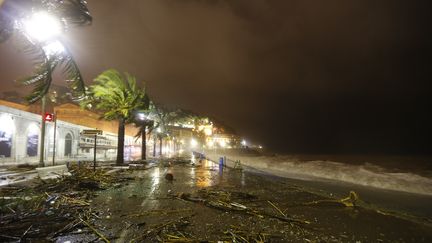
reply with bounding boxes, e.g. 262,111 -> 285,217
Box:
205,153 -> 432,195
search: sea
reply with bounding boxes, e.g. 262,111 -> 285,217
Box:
203,150 -> 432,218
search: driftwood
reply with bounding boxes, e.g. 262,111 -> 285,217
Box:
176,189 -> 311,225
304,191 -> 359,207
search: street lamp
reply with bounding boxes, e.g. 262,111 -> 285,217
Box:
42,40 -> 65,56
134,111 -> 153,160
190,138 -> 198,148
135,112 -> 147,122
23,12 -> 62,42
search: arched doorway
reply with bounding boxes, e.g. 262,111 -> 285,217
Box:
0,114 -> 14,158
27,123 -> 39,157
64,133 -> 72,157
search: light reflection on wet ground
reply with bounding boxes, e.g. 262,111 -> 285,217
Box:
91,159 -> 229,241
84,159 -> 432,242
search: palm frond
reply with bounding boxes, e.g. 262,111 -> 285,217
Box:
0,0 -> 31,43
0,9 -> 14,43
10,31 -> 47,65
84,69 -> 149,123
58,0 -> 92,27
23,58 -> 57,103
59,52 -> 86,101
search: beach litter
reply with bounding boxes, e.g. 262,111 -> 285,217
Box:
132,215 -> 195,242
175,188 -> 311,226
0,165 -> 129,242
223,225 -> 273,243
304,191 -> 359,207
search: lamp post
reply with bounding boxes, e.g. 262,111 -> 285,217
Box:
134,111 -> 153,160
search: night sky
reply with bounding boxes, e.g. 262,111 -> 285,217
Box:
1,0 -> 431,154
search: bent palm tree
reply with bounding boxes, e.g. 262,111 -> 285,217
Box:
133,99 -> 155,161
1,0 -> 92,166
151,105 -> 183,157
82,69 -> 148,165
0,0 -> 92,102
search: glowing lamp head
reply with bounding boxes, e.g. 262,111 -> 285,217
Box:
135,112 -> 146,121
204,127 -> 212,136
42,40 -> 65,56
241,140 -> 247,146
190,138 -> 198,148
23,12 -> 62,42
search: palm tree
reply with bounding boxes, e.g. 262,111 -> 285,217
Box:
82,69 -> 148,165
151,105 -> 184,157
1,0 -> 92,102
1,0 -> 92,166
135,118 -> 154,160
133,98 -> 154,161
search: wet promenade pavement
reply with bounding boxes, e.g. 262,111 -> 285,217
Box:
54,158 -> 432,242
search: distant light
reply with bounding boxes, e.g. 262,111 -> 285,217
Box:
157,127 -> 162,133
241,140 -> 247,146
204,127 -> 212,136
190,138 -> 198,148
259,145 -> 263,149
42,40 -> 65,56
135,112 -> 146,121
23,12 -> 62,42
219,140 -> 226,148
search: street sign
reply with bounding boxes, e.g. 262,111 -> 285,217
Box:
44,112 -> 54,122
82,129 -> 103,135
81,129 -> 103,171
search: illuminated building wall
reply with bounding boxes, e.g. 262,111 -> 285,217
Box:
0,101 -> 142,166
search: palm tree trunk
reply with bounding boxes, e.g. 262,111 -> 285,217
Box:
153,136 -> 156,157
141,126 -> 146,160
159,137 -> 162,157
116,117 -> 125,165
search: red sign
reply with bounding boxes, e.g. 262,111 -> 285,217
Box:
44,113 -> 54,122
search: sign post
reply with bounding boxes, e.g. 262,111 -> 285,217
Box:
93,133 -> 97,171
52,112 -> 57,166
82,129 -> 103,171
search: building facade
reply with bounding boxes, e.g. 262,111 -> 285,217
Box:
0,100 -> 142,166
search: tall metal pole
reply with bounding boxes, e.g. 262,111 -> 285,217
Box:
39,95 -> 46,167
52,111 -> 57,166
93,134 -> 97,171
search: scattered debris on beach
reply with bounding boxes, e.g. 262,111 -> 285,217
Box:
0,165 -> 129,242
175,188 -> 312,224
1,159 -> 431,242
304,190 -> 359,207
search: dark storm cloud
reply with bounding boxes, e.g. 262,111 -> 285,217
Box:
1,0 -> 431,154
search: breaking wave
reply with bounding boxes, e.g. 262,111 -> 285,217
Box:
205,153 -> 432,196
